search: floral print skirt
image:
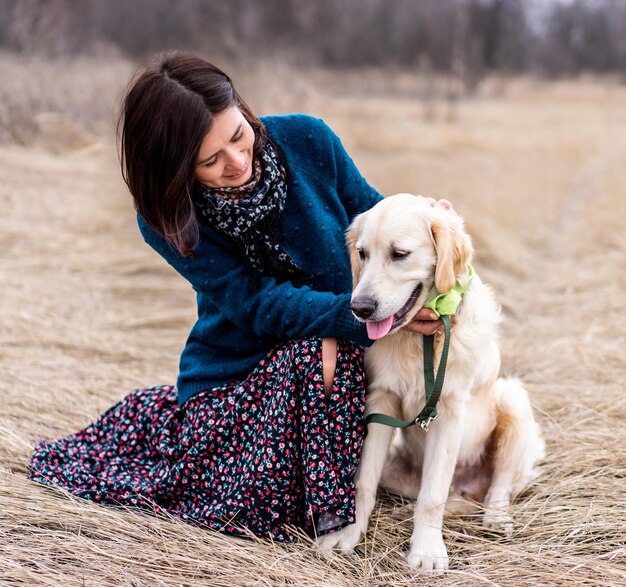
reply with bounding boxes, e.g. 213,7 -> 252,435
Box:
29,337 -> 366,542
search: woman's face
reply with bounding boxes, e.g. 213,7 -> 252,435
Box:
195,106 -> 255,188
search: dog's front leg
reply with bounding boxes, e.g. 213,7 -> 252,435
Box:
316,388 -> 399,554
407,393 -> 467,571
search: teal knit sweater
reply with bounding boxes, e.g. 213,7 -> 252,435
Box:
138,114 -> 383,404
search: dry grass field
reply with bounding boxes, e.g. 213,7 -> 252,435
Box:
0,56 -> 625,586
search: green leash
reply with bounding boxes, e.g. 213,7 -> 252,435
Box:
363,315 -> 450,433
363,266 -> 473,434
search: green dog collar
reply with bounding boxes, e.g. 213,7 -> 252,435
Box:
423,264 -> 474,317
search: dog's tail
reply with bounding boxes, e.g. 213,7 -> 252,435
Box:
493,377 -> 546,497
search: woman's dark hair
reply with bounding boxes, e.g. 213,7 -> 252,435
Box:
118,50 -> 267,256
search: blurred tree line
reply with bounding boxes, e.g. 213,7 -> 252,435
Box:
1,0 -> 625,81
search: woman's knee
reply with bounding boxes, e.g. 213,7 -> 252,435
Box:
321,337 -> 337,398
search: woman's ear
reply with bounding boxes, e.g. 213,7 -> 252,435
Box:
431,213 -> 473,293
346,214 -> 364,289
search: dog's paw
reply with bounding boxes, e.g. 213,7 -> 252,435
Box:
406,532 -> 449,571
483,510 -> 514,536
315,523 -> 363,555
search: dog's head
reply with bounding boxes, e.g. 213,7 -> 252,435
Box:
347,194 -> 473,340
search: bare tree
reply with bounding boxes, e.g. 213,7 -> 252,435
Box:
0,0 -> 624,78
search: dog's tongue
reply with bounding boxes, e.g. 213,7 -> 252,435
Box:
366,316 -> 394,340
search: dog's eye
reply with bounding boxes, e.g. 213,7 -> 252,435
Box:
357,248 -> 367,261
391,250 -> 410,260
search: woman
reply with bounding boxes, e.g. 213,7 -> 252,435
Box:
29,51 -> 443,542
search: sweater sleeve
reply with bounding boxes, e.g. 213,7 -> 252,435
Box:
137,215 -> 373,347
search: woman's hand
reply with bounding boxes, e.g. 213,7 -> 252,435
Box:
424,197 -> 455,212
402,309 -> 443,336
439,199 -> 455,212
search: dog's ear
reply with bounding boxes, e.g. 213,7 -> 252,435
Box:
346,214 -> 363,288
431,213 -> 473,293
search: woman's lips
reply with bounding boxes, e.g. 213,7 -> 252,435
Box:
226,160 -> 249,180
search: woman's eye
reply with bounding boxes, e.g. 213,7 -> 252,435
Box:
232,131 -> 243,142
204,158 -> 217,167
392,250 -> 409,260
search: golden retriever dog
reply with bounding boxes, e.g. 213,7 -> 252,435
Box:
317,194 -> 545,570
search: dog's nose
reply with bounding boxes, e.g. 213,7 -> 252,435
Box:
351,296 -> 378,319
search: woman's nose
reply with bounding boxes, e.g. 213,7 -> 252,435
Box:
224,149 -> 245,170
